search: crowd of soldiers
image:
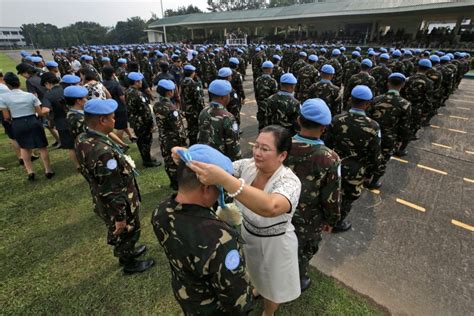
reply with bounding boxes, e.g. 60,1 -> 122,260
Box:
2,42 -> 471,315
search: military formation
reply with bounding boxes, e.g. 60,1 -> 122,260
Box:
1,43 -> 470,314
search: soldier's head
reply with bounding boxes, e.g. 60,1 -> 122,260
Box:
320,64 -> 335,80
217,67 -> 232,82
64,86 -> 88,108
360,59 -> 373,72
272,55 -> 281,65
157,79 -> 175,98
308,55 -> 318,65
176,145 -> 234,208
229,57 -> 239,69
297,98 -> 332,135
84,99 -> 118,134
183,64 -> 196,78
350,85 -> 373,110
262,61 -> 274,74
45,61 -> 59,73
280,73 -> 297,93
417,59 -> 432,73
387,73 -> 406,91
208,79 -> 232,106
127,72 -> 144,89
253,125 -> 292,173
159,61 -> 169,73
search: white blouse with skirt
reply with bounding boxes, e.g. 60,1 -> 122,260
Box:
232,158 -> 302,303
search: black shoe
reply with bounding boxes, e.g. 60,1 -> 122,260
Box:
19,159 -> 24,166
132,245 -> 147,258
332,219 -> 352,233
366,177 -> 382,190
300,276 -> 312,292
410,135 -> 420,141
45,171 -> 55,179
123,258 -> 155,275
394,149 -> 408,157
27,173 -> 35,182
142,160 -> 161,168
129,136 -> 138,143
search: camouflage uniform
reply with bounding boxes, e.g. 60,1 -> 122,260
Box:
198,102 -> 241,161
153,96 -> 188,188
296,64 -> 319,102
116,66 -> 128,88
343,59 -> 361,87
402,58 -> 415,77
231,69 -> 245,101
307,79 -> 342,116
82,63 -> 101,80
141,57 -> 154,87
170,64 -> 184,87
251,53 -> 265,81
125,87 -> 155,163
370,63 -> 392,96
181,76 -> 205,145
426,66 -> 443,119
328,58 -> 343,87
324,109 -> 382,221
254,74 -> 278,130
205,58 -> 218,87
287,135 -> 341,279
369,91 -> 411,179
439,63 -> 456,104
76,129 -> 141,262
343,72 -> 377,107
389,59 -> 406,75
290,59 -> 307,79
264,91 -> 300,135
273,64 -> 284,87
66,109 -> 86,140
151,196 -> 253,315
402,73 -> 434,134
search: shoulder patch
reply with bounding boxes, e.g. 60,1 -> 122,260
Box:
337,164 -> 342,177
225,249 -> 240,270
232,122 -> 239,132
106,158 -> 118,170
173,110 -> 179,117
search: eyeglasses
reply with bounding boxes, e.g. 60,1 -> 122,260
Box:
252,144 -> 275,153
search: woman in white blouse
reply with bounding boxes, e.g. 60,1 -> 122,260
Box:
186,125 -> 302,316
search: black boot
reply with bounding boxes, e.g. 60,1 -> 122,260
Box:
332,219 -> 352,233
395,142 -> 409,157
300,275 -> 312,292
122,258 -> 155,275
366,176 -> 382,189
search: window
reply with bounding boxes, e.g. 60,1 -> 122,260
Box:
2,31 -> 10,35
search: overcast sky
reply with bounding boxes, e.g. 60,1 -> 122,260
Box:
0,0 -> 209,28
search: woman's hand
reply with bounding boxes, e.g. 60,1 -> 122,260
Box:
187,160 -> 230,186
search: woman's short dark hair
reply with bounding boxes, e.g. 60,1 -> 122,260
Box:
102,66 -> 115,80
82,70 -> 98,81
65,96 -> 81,106
298,115 -> 322,129
3,72 -> 20,88
127,61 -> 139,72
259,125 -> 292,154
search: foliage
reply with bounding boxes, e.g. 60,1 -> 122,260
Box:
165,5 -> 203,17
207,0 -> 264,12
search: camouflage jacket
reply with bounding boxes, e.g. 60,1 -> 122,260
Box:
170,65 -> 183,87
307,79 -> 342,115
116,67 -> 128,88
369,90 -> 412,144
343,59 -> 361,86
151,196 -> 253,315
426,67 -> 443,99
325,109 -> 382,177
296,64 -> 319,101
76,129 -> 140,223
273,65 -> 284,86
290,59 -> 307,78
328,58 -> 343,86
402,73 -> 434,106
66,109 -> 86,140
389,60 -> 406,75
180,77 -> 205,115
439,64 -> 456,92
125,87 -> 154,128
153,96 -> 187,142
343,72 -> 377,104
370,63 -> 392,95
231,69 -> 245,100
197,102 -> 241,161
254,74 -> 278,102
287,135 -> 341,228
402,59 -> 415,76
265,91 -> 300,135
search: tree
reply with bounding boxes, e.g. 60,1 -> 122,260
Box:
112,17 -> 147,44
207,0 -> 264,12
268,0 -> 314,8
165,5 -> 203,17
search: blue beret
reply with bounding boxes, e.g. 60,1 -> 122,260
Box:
84,99 -> 117,115
156,51 -> 164,57
355,46 -> 361,51
415,49 -> 422,54
447,53 -> 454,59
255,47 -> 261,52
45,61 -> 58,67
237,49 -> 243,54
380,47 -> 388,53
262,61 -> 274,69
332,49 -> 341,56
321,64 -> 335,74
218,67 -> 232,78
143,50 -> 149,55
64,86 -> 88,98
20,51 -> 29,57
127,72 -> 144,81
388,72 -> 406,81
209,79 -> 232,96
320,48 -> 327,53
340,47 -> 346,52
392,50 -> 402,57
171,54 -> 179,59
25,56 -> 33,61
308,54 -> 318,62
83,55 -> 93,61
301,98 -> 332,125
31,56 -> 42,63
280,73 -> 297,85
101,57 -> 110,62
436,51 -> 445,56
418,59 -> 432,68
380,53 -> 390,60
229,57 -> 240,65
61,74 -> 81,84
198,47 -> 205,52
158,79 -> 176,90
192,51 -> 198,56
361,58 -> 373,68
299,51 -> 307,57
117,58 -> 127,64
272,55 -> 282,61
184,64 -> 196,71
429,55 -> 440,63
404,50 -> 413,56
352,51 -> 361,57
351,85 -> 373,101
440,55 -> 450,62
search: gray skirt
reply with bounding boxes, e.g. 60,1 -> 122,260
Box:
12,115 -> 48,149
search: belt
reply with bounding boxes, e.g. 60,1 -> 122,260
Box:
12,114 -> 37,120
242,215 -> 288,237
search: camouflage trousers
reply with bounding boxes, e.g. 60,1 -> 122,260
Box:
341,164 -> 366,220
228,103 -> 242,127
132,123 -> 153,163
160,135 -> 187,188
256,101 -> 267,130
409,102 -> 423,135
294,222 -> 322,278
373,134 -> 397,178
185,111 -> 200,145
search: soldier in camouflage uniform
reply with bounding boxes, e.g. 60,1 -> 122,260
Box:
198,79 -> 241,161
308,64 -> 342,116
170,55 -> 184,89
296,54 -> 320,102
254,61 -> 278,130
229,58 -> 246,103
439,55 -> 456,105
81,56 -> 101,81
287,98 -> 341,291
271,55 -> 284,87
402,51 -> 415,77
328,49 -> 344,87
140,51 -> 154,87
342,51 -> 361,87
368,73 -> 411,186
181,65 -> 205,145
154,80 -> 188,190
389,50 -> 406,75
264,73 -> 300,135
425,55 -> 444,123
251,48 -> 265,82
205,53 -> 218,87
151,144 -> 254,315
290,52 -> 308,79
370,54 -> 392,96
402,59 -> 434,137
325,85 -> 382,232
76,98 -> 154,275
115,58 -> 128,87
343,59 -> 377,108
125,72 -> 160,167
217,67 -> 244,129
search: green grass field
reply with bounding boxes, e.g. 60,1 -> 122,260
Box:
0,52 -> 27,88
0,51 -> 384,315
